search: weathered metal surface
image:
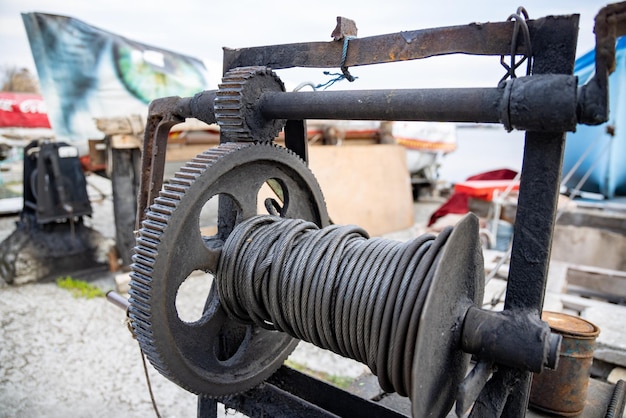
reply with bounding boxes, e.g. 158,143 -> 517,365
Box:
578,1 -> 626,125
455,360 -> 496,417
136,91 -> 219,228
178,89 -> 218,126
411,214 -> 484,417
222,383 -> 340,418
529,312 -> 600,416
126,6 -> 626,418
462,308 -> 561,372
266,365 -> 405,417
527,378 -> 626,418
284,119 -> 308,163
137,97 -> 184,229
607,380 -> 626,418
331,16 -> 358,41
259,74 -> 578,131
128,143 -> 328,395
504,74 -> 577,132
105,290 -> 130,311
473,13 -> 580,418
135,10 -> 594,233
137,64 -> 579,230
215,66 -> 286,142
223,20 -> 536,72
261,87 -> 503,122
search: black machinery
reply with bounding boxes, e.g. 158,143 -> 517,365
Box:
124,4 -> 626,417
21,140 -> 92,223
0,140 -> 107,284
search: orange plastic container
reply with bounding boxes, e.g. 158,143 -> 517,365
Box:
453,180 -> 520,201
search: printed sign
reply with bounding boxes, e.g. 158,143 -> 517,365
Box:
0,92 -> 51,128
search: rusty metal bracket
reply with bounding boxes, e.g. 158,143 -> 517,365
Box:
136,91 -> 218,229
578,1 -> 626,125
137,97 -> 184,229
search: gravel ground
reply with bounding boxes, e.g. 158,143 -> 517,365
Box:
0,173 -> 440,417
0,275 -> 371,418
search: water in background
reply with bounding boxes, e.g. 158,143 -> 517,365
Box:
439,125 -> 526,184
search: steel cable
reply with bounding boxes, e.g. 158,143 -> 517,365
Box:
217,215 -> 452,397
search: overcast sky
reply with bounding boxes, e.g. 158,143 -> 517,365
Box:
0,0 -> 611,91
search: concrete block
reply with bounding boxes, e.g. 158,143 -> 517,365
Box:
582,305 -> 626,368
552,225 -> 626,271
115,272 -> 131,294
608,367 -> 626,384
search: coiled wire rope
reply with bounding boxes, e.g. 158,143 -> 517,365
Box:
217,215 -> 453,397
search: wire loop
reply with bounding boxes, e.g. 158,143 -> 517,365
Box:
499,7 -> 532,83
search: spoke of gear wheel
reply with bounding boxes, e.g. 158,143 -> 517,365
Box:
128,142 -> 328,396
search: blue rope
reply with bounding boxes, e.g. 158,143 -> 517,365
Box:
314,36 -> 358,90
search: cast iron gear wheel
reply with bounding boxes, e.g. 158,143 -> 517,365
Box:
128,142 -> 329,396
215,66 -> 286,142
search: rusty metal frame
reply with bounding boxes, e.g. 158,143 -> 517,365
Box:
131,4 -> 626,417
216,13 -> 582,418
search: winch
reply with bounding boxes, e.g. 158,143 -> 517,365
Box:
126,4 -> 626,417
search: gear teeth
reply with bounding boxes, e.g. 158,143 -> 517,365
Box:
129,142 -> 259,395
142,221 -> 167,234
139,227 -> 163,242
149,204 -> 174,216
132,253 -> 155,268
163,185 -> 188,195
215,67 -> 286,142
136,236 -> 159,249
169,177 -> 194,187
179,166 -> 204,174
159,190 -> 184,201
128,274 -> 152,290
146,211 -> 169,223
127,310 -> 153,334
128,141 -> 325,397
185,162 -> 209,170
153,197 -> 178,208
127,292 -> 151,310
134,249 -> 156,261
131,262 -> 153,277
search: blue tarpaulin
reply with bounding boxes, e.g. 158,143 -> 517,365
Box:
562,36 -> 626,198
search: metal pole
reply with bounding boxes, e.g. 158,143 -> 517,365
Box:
260,74 -> 577,132
469,14 -> 580,418
260,88 -> 504,123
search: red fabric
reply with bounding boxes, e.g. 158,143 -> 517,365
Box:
428,169 -> 518,226
428,192 -> 470,226
0,92 -> 51,128
466,168 -> 517,181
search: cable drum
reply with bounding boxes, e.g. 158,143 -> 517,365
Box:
217,215 -> 453,398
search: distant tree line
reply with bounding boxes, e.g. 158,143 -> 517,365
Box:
1,66 -> 40,93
